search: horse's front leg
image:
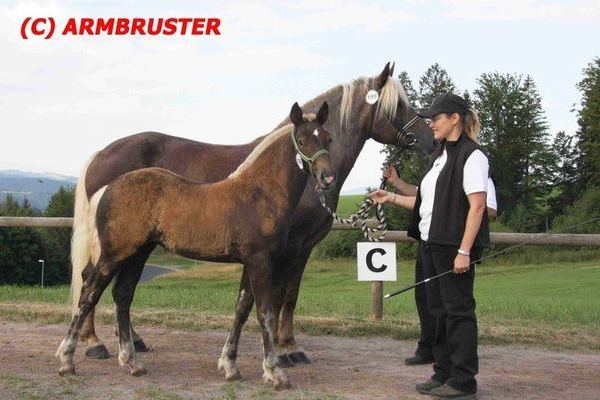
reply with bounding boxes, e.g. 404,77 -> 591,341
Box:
278,248 -> 312,364
218,267 -> 253,381
246,254 -> 291,390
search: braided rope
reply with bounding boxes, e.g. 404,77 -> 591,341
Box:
317,186 -> 387,242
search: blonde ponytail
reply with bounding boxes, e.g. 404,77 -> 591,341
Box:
463,108 -> 480,143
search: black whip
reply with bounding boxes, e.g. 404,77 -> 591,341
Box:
384,215 -> 600,299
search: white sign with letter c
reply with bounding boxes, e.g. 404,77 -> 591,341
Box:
357,242 -> 396,281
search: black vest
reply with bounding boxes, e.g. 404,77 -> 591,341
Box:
407,134 -> 491,248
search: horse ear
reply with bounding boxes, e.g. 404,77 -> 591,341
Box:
374,62 -> 390,90
389,62 -> 395,78
316,102 -> 329,125
290,102 -> 303,126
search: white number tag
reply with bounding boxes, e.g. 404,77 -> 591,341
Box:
366,90 -> 379,105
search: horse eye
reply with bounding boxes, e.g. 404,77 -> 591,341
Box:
298,139 -> 304,146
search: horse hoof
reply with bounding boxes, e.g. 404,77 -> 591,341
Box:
130,366 -> 147,377
278,354 -> 295,369
264,368 -> 291,390
85,344 -> 110,359
133,339 -> 149,353
273,378 -> 292,390
288,351 -> 311,364
58,366 -> 76,376
224,370 -> 242,382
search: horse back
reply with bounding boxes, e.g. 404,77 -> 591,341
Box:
85,131 -> 262,199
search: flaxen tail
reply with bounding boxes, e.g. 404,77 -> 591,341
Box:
70,152 -> 101,316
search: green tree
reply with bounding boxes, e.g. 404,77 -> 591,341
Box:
553,186 -> 600,234
42,185 -> 75,284
0,188 -> 74,285
474,73 -> 552,231
574,57 -> 600,190
546,131 -> 578,223
397,70 -> 419,105
418,63 -> 457,108
45,186 -> 75,218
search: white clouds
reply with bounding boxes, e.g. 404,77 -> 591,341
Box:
444,0 -> 600,21
221,1 -> 416,37
0,0 -> 595,191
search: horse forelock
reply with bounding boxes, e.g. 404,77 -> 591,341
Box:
340,75 -> 410,130
377,77 -> 409,121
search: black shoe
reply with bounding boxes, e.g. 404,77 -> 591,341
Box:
415,378 -> 444,394
428,383 -> 476,399
404,353 -> 434,365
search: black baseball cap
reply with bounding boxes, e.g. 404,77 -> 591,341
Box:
418,93 -> 469,118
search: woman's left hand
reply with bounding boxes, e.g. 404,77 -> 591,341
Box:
369,189 -> 392,204
453,253 -> 470,273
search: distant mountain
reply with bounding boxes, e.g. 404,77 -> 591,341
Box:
0,170 -> 77,211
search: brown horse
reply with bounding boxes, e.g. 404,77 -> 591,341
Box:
57,102 -> 333,389
70,63 -> 436,367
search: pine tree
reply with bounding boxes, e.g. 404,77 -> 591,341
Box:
474,72 -> 552,231
418,63 -> 457,107
547,131 -> 578,223
574,57 -> 600,190
42,185 -> 75,284
397,70 -> 419,105
45,186 -> 75,217
0,189 -> 73,285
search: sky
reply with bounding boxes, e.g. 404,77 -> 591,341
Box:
1,0 -> 599,192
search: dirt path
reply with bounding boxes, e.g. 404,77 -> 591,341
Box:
0,321 -> 598,399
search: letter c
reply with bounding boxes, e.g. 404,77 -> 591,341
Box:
366,248 -> 387,273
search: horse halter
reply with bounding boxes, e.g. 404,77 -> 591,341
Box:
290,127 -> 330,176
365,87 -> 422,149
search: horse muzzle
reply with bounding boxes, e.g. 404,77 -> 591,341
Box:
315,169 -> 336,191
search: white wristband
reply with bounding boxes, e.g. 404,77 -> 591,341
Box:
458,249 -> 470,256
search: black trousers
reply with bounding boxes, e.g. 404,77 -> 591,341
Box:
414,241 -> 435,358
420,242 -> 479,394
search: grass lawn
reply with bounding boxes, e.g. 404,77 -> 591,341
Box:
1,255 -> 598,351
335,195 -> 367,217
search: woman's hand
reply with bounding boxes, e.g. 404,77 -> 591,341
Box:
369,189 -> 393,204
453,253 -> 470,273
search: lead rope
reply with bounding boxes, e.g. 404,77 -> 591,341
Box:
316,166 -> 393,242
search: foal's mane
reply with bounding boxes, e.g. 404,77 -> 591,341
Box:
229,114 -> 316,178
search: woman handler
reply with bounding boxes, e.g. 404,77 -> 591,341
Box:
384,167 -> 497,367
370,93 -> 489,399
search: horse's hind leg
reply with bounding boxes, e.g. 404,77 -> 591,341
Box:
112,271 -> 146,375
56,261 -> 118,375
112,244 -> 153,376
81,309 -> 110,359
218,266 -> 253,381
278,247 -> 312,365
270,262 -> 294,368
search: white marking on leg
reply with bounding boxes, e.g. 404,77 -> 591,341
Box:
260,311 -> 290,388
218,334 -> 241,380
